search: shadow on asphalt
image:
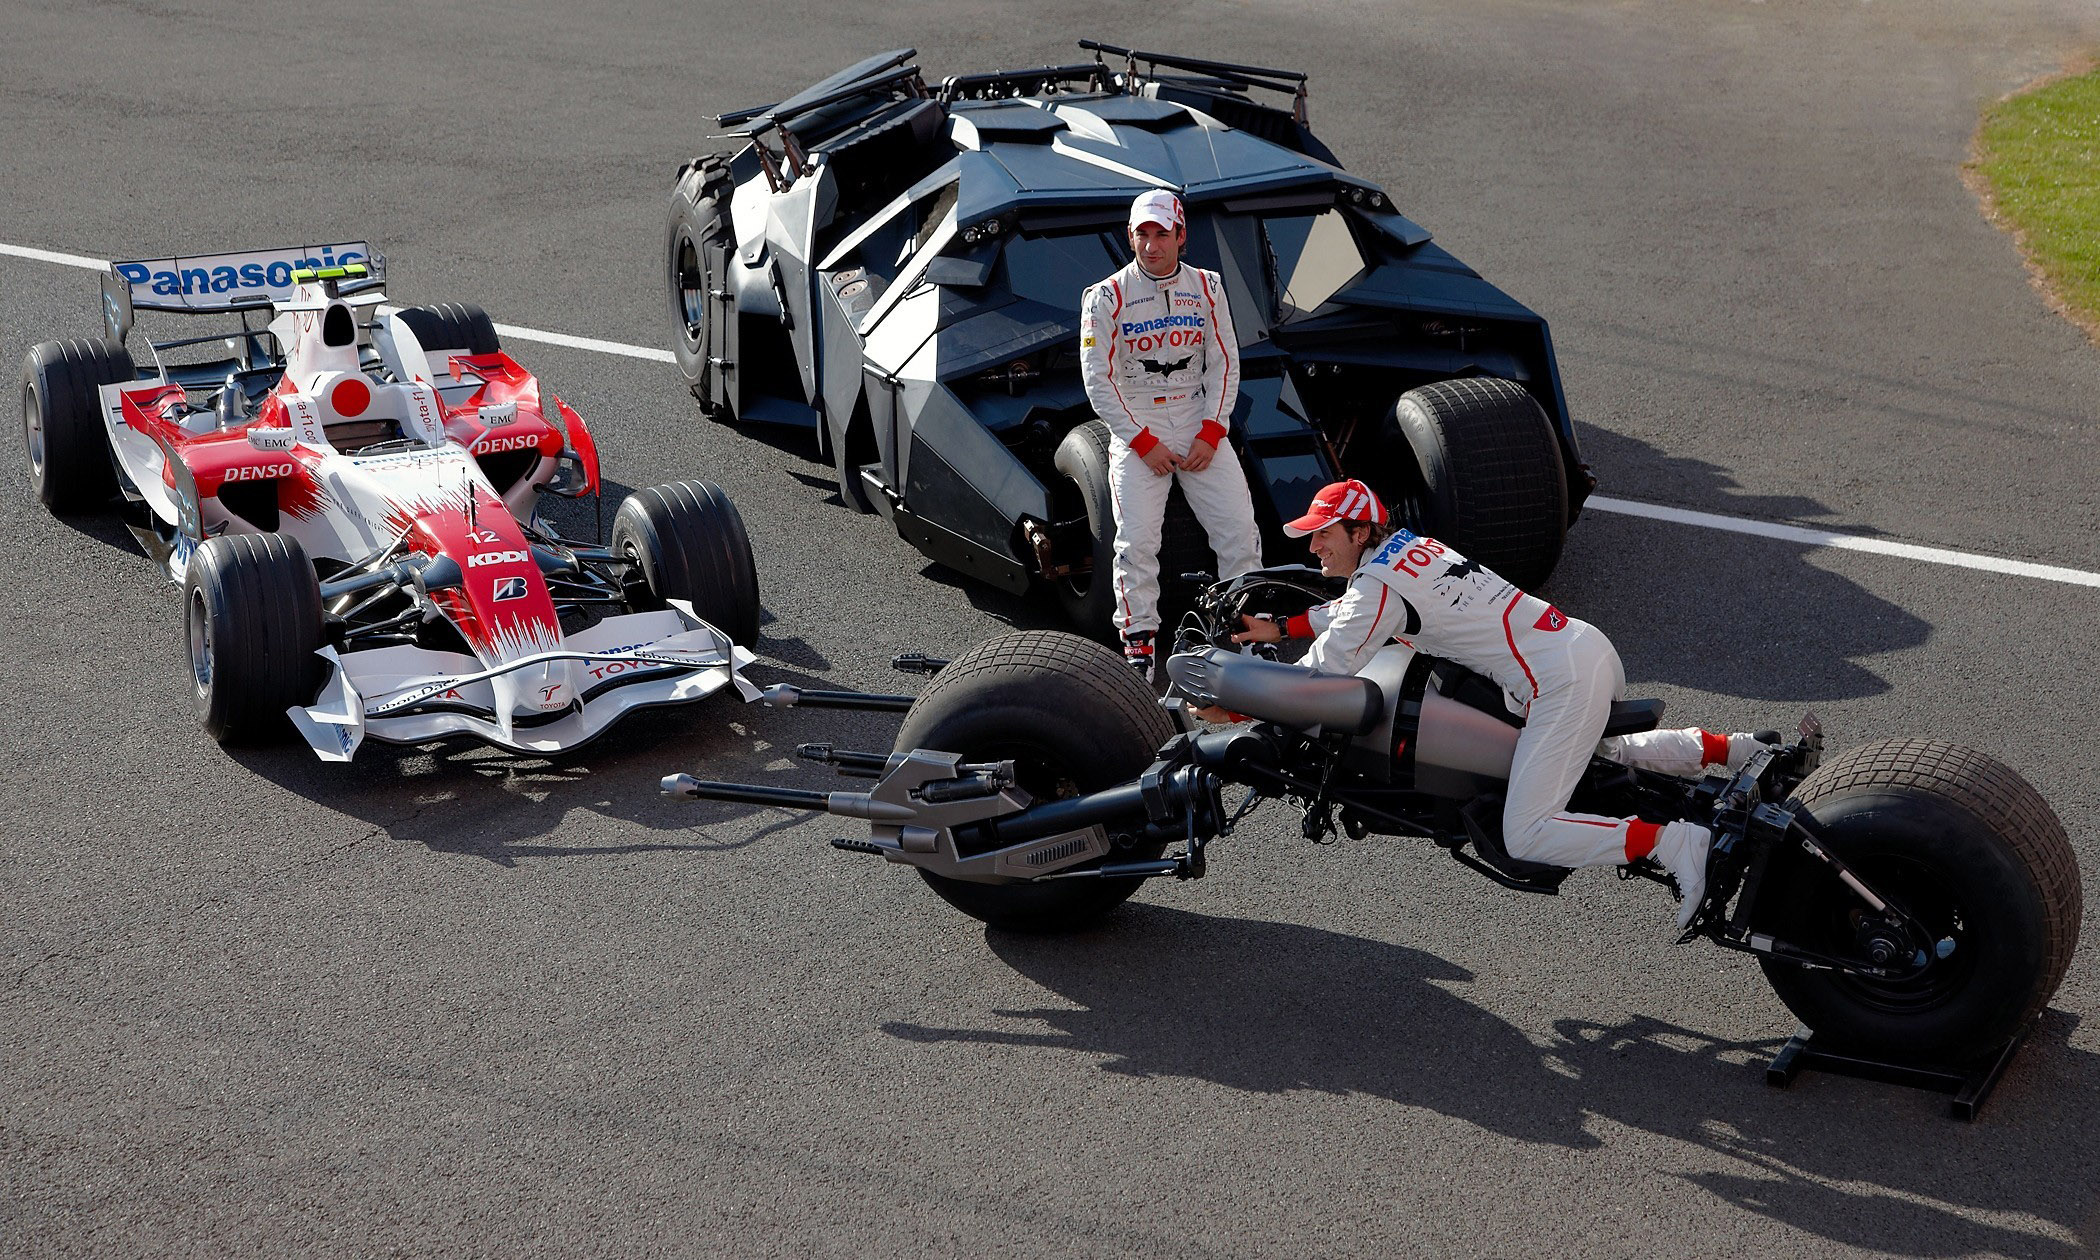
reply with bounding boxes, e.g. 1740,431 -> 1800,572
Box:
885,905 -> 2096,1257
1553,427 -> 1931,704
224,655 -> 911,867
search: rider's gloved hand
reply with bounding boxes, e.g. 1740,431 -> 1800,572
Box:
1231,614 -> 1283,645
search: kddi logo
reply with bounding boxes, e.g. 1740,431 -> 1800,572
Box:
468,549 -> 530,568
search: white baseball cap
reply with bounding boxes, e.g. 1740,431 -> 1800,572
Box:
1128,189 -> 1185,231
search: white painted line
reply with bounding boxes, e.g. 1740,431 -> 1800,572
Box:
0,241 -> 110,269
9,236 -> 2099,589
1588,496 -> 2100,588
489,321 -> 675,364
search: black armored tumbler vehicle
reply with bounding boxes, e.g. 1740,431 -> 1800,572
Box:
667,43 -> 1591,628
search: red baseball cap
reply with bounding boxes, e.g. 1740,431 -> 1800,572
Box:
1283,479 -> 1388,537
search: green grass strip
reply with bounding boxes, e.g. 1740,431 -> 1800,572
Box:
1973,64 -> 2100,336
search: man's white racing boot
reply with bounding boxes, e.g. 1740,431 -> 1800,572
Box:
1653,820 -> 1714,930
1600,729 -> 1777,778
1123,631 -> 1156,686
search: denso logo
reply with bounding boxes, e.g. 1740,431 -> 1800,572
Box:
222,463 -> 294,482
1120,314 -> 1203,335
474,433 -> 543,454
114,246 -> 365,297
467,549 -> 530,567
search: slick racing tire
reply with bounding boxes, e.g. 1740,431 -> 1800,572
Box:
184,533 -> 327,744
667,154 -> 735,416
1386,377 -> 1567,591
613,479 -> 761,647
393,303 -> 501,359
22,338 -> 135,514
893,631 -> 1176,932
1050,419 -> 1216,642
1754,740 -> 2081,1063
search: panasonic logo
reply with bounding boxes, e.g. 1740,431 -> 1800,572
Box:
114,247 -> 366,298
1120,314 -> 1204,335
467,550 -> 530,567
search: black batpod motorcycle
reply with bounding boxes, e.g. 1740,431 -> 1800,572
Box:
669,569 -> 2081,1065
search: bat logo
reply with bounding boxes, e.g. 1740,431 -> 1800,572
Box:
1137,354 -> 1191,377
1432,555 -> 1485,608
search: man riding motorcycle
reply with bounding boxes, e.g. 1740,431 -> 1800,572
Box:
1219,479 -> 1762,926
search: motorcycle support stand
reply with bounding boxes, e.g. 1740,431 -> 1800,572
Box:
1764,1020 -> 2035,1121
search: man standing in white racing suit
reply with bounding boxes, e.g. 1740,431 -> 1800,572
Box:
1080,189 -> 1262,683
1227,479 -> 1765,928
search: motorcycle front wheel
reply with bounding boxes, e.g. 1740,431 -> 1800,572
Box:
893,630 -> 1175,933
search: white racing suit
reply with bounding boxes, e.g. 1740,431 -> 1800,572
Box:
1286,530 -> 1756,869
1079,260 -> 1262,640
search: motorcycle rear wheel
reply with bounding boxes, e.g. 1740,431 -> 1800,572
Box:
893,630 -> 1175,932
1755,739 -> 2080,1062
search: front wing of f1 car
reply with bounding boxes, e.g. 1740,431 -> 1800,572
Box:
291,602 -> 760,761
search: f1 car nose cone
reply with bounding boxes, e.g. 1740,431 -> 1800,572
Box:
494,659 -> 579,725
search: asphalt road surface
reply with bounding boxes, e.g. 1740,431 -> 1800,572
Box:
5,1 -> 2099,1255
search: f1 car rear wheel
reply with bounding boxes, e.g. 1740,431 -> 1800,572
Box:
1387,377 -> 1567,591
612,479 -> 761,647
390,304 -> 499,363
894,631 -> 1176,932
184,533 -> 327,744
393,304 -> 500,359
1754,740 -> 2081,1062
22,338 -> 135,514
667,155 -> 735,416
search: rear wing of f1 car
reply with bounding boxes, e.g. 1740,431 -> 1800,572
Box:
102,241 -> 384,342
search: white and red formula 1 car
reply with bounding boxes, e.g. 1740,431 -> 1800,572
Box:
22,242 -> 761,759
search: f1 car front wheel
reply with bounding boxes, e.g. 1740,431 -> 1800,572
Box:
1386,377 -> 1568,591
21,338 -> 134,514
612,480 -> 761,647
893,630 -> 1176,932
1754,740 -> 2081,1062
184,533 -> 327,744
